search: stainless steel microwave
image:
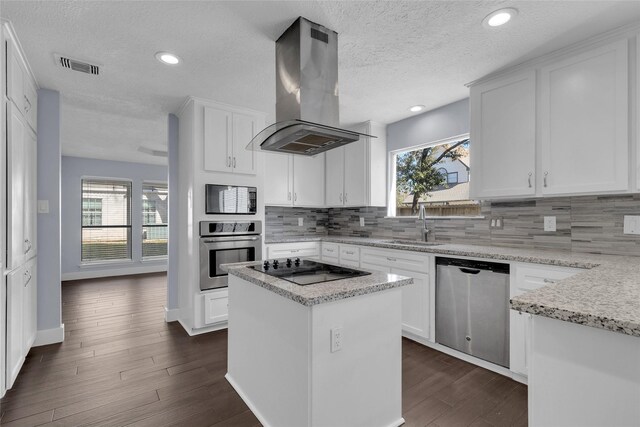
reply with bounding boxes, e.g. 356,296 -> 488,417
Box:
205,184 -> 257,215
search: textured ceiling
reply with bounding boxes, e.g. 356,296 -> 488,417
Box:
2,1 -> 640,165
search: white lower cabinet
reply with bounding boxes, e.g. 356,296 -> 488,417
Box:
266,242 -> 320,259
510,263 -> 582,377
203,289 -> 229,325
360,247 -> 431,340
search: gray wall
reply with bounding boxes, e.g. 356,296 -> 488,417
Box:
167,114 -> 179,310
36,89 -> 62,332
386,98 -> 469,152
61,156 -> 168,276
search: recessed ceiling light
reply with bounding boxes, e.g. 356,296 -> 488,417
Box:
155,51 -> 180,65
483,8 -> 518,28
409,105 -> 425,113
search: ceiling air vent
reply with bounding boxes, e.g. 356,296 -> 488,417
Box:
55,54 -> 99,75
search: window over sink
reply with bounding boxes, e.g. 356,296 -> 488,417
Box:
389,134 -> 480,217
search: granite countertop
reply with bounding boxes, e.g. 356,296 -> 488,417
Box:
221,261 -> 413,307
266,236 -> 640,337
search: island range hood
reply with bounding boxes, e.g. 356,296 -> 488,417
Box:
247,17 -> 374,156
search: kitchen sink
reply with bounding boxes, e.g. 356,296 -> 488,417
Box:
382,239 -> 443,247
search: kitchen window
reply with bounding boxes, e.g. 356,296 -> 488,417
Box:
81,179 -> 132,262
142,183 -> 168,258
390,135 -> 480,217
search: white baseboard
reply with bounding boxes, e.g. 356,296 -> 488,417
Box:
177,318 -> 227,336
33,324 -> 65,346
164,307 -> 180,322
62,264 -> 167,281
225,373 -> 272,427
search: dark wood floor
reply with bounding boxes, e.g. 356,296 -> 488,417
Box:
0,273 -> 527,427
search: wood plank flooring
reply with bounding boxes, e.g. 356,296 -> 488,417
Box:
0,273 -> 527,426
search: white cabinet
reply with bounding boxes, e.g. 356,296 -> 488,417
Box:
265,153 -> 325,207
24,127 -> 37,260
7,103 -> 26,270
470,71 -> 536,199
325,121 -> 387,207
510,264 -> 581,377
319,242 -> 360,267
539,39 -> 628,195
204,289 -> 229,325
6,266 -> 25,389
360,247 -> 431,339
203,107 -> 257,175
5,31 -> 37,133
23,260 -> 37,352
320,242 -> 339,263
266,241 -> 320,259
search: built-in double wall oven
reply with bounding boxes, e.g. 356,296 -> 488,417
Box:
199,220 -> 262,291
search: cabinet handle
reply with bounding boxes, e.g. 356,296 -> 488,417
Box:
326,249 -> 334,253
233,157 -> 236,168
290,249 -> 299,253
543,278 -> 557,284
288,191 -> 291,201
345,251 -> 355,255
528,172 -> 532,188
24,270 -> 32,286
339,193 -> 343,202
227,156 -> 231,167
294,193 -> 297,202
543,171 -> 548,188
386,257 -> 397,262
24,239 -> 32,254
344,193 -> 348,203
24,95 -> 31,112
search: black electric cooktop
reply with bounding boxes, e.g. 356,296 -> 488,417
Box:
250,259 -> 371,286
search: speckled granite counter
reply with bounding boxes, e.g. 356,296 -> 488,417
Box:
266,236 -> 640,337
222,261 -> 413,307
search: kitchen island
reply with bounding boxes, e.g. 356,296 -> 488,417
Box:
222,261 -> 413,427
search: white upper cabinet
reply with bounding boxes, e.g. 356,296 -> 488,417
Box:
325,121 -> 387,207
470,35 -> 632,199
292,154 -> 325,207
470,71 -> 536,199
264,153 -> 293,205
5,29 -> 37,132
540,39 -> 628,195
203,106 -> 257,175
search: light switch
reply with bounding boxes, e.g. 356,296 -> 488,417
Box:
37,200 -> 49,214
623,215 -> 640,235
544,216 -> 556,232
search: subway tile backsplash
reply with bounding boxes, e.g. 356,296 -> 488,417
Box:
265,194 -> 640,256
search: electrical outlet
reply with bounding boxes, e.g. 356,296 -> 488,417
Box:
331,327 -> 343,353
489,217 -> 504,229
359,217 -> 365,227
544,216 -> 556,232
298,217 -> 304,227
623,215 -> 640,235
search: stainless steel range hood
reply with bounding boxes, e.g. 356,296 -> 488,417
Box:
247,17 -> 374,155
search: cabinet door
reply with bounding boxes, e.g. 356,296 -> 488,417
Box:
391,268 -> 430,339
510,310 -> 531,376
7,104 -> 26,270
293,154 -> 325,207
24,128 -> 37,259
204,290 -> 229,325
6,38 -> 25,113
23,78 -> 37,133
203,107 -> 232,173
264,153 -> 292,206
470,71 -> 536,198
344,139 -> 367,206
231,112 -> 256,175
7,267 -> 25,388
325,147 -> 344,207
540,39 -> 628,195
22,262 -> 36,351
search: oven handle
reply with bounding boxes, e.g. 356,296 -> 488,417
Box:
201,236 -> 261,243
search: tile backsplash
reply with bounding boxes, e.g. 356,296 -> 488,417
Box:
265,194 -> 640,256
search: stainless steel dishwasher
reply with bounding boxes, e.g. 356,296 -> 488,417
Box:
436,257 -> 510,368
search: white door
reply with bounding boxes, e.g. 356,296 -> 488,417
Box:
7,266 -> 25,389
325,147 -> 344,207
231,112 -> 256,175
293,154 -> 325,207
470,71 -> 536,198
264,153 -> 292,206
24,128 -> 37,259
7,104 -> 26,270
344,139 -> 367,206
392,268 -> 430,339
203,107 -> 232,173
540,39 -> 629,195
22,261 -> 37,351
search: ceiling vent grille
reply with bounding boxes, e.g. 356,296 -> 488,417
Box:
56,55 -> 99,75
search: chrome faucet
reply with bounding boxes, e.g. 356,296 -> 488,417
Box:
418,205 -> 430,242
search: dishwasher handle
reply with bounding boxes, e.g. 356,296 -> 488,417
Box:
459,267 -> 481,275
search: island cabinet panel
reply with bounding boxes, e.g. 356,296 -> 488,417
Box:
360,248 -> 430,340
470,70 -> 536,199
529,315 -> 640,426
539,39 -> 629,195
510,264 -> 582,378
